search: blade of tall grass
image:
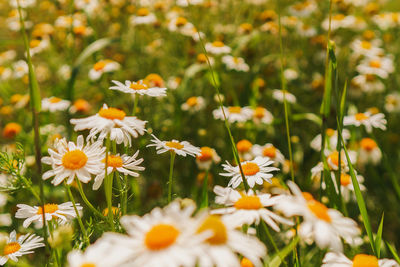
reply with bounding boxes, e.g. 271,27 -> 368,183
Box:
268,236 -> 300,267
375,213 -> 384,258
386,242 -> 400,264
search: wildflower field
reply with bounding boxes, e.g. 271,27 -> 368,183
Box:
1,0 -> 400,266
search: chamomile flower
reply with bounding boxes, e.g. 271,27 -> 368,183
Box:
213,106 -> 253,123
194,214 -> 267,267
205,41 -> 232,55
252,143 -> 285,166
147,134 -> 201,157
0,50 -> 16,65
220,156 -> 278,188
130,8 -> 157,25
350,39 -> 383,58
358,138 -> 382,166
322,14 -> 356,31
15,202 -> 82,228
310,128 -> 351,152
109,80 -> 167,97
351,74 -> 385,94
70,104 -> 147,146
9,0 -> 36,8
275,181 -> 360,251
322,252 -> 400,267
69,99 -> 91,114
310,150 -> 355,180
12,60 -> 28,79
89,60 -> 120,81
41,97 -> 71,112
93,152 -> 145,190
252,107 -> 273,125
212,186 -> 293,231
385,92 -> 400,113
356,56 -> 394,79
343,111 -> 387,133
222,55 -> 250,72
288,0 -> 317,17
236,139 -> 254,161
176,0 -> 204,6
41,135 -> 105,185
0,230 -> 44,265
28,38 -> 50,56
272,89 -> 297,103
2,122 -> 22,139
196,146 -> 221,170
181,96 -> 206,112
334,173 -> 366,202
97,201 -> 207,267
168,17 -> 196,36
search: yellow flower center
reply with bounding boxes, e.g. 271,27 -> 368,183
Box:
130,82 -> 148,90
307,200 -> 331,222
234,195 -> 262,210
263,146 -> 277,158
3,242 -> 21,255
197,215 -> 227,245
237,139 -> 252,152
228,106 -> 242,114
93,61 -> 106,71
302,192 -> 314,201
328,151 -> 341,168
326,128 -> 335,137
212,41 -> 225,47
361,41 -> 372,49
241,162 -> 260,176
340,174 -> 351,186
3,122 -> 22,138
37,204 -> 59,214
98,107 -> 126,120
145,224 -> 180,250
49,97 -> 62,103
80,263 -> 96,267
73,99 -> 90,112
73,25 -> 86,35
240,23 -> 253,32
30,39 -> 41,48
360,138 -> 377,151
165,141 -> 184,150
62,150 -> 88,170
197,53 -> 208,63
137,8 -> 150,16
355,113 -> 368,121
365,74 -> 376,82
103,155 -> 123,168
369,60 -> 381,68
186,97 -> 198,107
254,107 -> 265,119
197,147 -> 213,162
333,14 -> 345,21
241,258 -> 254,267
175,17 -> 188,27
352,254 -> 379,267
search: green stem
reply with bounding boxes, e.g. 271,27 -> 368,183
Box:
200,169 -> 209,209
168,151 -> 176,203
75,179 -> 105,219
104,135 -> 115,230
132,95 -> 139,116
261,220 -> 288,267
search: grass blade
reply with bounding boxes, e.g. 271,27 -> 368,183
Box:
386,242 -> 400,264
375,213 -> 384,258
268,236 -> 300,267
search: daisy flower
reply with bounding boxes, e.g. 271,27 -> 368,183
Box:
9,0 -> 36,8
222,55 -> 250,72
351,74 -> 385,94
69,99 -> 91,114
310,150 -> 356,180
343,111 -> 387,133
176,0 -> 204,6
168,17 -> 196,36
181,96 -> 206,112
93,152 -> 145,190
220,156 -> 279,188
236,139 -> 254,161
194,214 -> 266,267
252,143 -> 285,166
213,106 -> 253,123
89,60 -> 120,81
28,38 -> 50,56
288,1 -> 317,17
322,252 -> 400,267
12,60 -> 28,79
385,92 -> 400,113
205,41 -> 231,55
252,107 -> 273,125
130,8 -> 157,25
41,135 -> 105,185
70,104 -> 147,146
41,97 -> 71,112
97,201 -> 208,267
2,122 -> 22,139
334,173 -> 366,202
0,50 -> 16,65
322,14 -> 356,31
350,39 -> 383,58
196,146 -> 221,170
358,137 -> 382,166
147,134 -> 201,157
310,128 -> 351,152
275,181 -> 360,251
212,186 -> 293,231
356,56 -> 394,79
15,202 -> 82,228
0,230 -> 44,265
109,80 -> 167,97
272,89 -> 297,103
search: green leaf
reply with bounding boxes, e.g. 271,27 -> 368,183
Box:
74,38 -> 117,67
320,43 -> 336,117
375,213 -> 384,258
268,236 -> 299,267
386,242 -> 400,264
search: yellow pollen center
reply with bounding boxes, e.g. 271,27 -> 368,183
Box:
186,97 -> 198,107
263,146 -> 277,158
307,200 -> 331,222
49,97 -> 62,103
369,60 -> 381,68
228,106 -> 242,114
326,128 -> 335,137
355,113 -> 368,121
165,141 -> 184,150
62,150 -> 88,170
93,61 -> 106,71
360,138 -> 377,151
241,162 -> 260,176
302,192 -> 314,201
328,151 -> 340,168
80,263 -> 96,267
98,107 -> 126,120
241,258 -> 254,267
144,224 -> 179,250
137,8 -> 150,16
3,242 -> 21,255
37,204 -> 59,214
340,174 -> 351,186
365,74 -> 376,82
234,195 -> 262,210
212,41 -> 225,47
254,107 -> 265,118
197,147 -> 213,161
130,82 -> 148,90
197,216 -> 227,245
30,39 -> 41,48
176,17 -> 188,26
197,53 -> 207,63
352,254 -> 379,267
104,155 -> 123,168
361,41 -> 372,49
237,139 -> 252,152
333,14 -> 345,20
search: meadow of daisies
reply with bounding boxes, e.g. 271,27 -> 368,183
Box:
1,0 -> 400,266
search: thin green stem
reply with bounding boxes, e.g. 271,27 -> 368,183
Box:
168,151 -> 176,203
104,134 -> 115,230
261,220 -> 288,267
132,95 -> 139,116
200,169 -> 209,209
75,179 -> 105,219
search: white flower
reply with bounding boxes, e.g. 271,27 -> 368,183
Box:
358,138 -> 382,166
322,14 -> 357,31
356,56 -> 394,79
0,230 -> 44,265
205,41 -> 231,55
9,0 -> 36,8
74,0 -> 100,16
350,39 -> 383,58
372,12 -> 400,30
220,156 -> 278,188
252,107 -> 274,125
343,111 -> 387,133
88,60 -> 120,81
272,89 -> 297,103
93,152 -> 145,190
41,97 -> 71,112
213,106 -> 253,123
275,181 -> 360,251
109,80 -> 167,97
41,135 -> 105,185
147,134 -> 201,157
310,128 -> 351,152
97,201 -> 207,267
284,69 -> 298,81
222,55 -> 250,72
70,104 -> 147,146
176,0 -> 204,6
322,252 -> 400,267
15,202 -> 82,228
0,50 -> 16,65
12,60 -> 28,79
130,8 -> 157,25
288,1 -> 317,17
168,17 -> 197,37
28,38 -> 50,56
196,146 -> 220,170
252,143 -> 285,165
211,186 -> 293,231
351,74 -> 385,94
181,96 -> 206,112
385,92 -> 400,113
